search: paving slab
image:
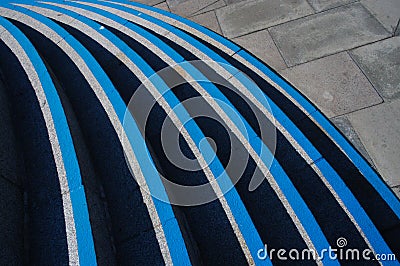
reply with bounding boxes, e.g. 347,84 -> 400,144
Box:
232,29 -> 287,70
350,36 -> 400,100
154,1 -> 170,12
348,99 -> 400,188
215,0 -> 314,38
307,0 -> 357,12
280,52 -> 382,118
394,186 -> 400,200
129,0 -> 165,6
330,116 -> 375,167
190,10 -> 222,34
361,0 -> 400,34
269,3 -> 390,66
191,0 -> 226,16
167,0 -> 218,16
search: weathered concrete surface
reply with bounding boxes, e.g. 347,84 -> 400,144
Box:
269,3 -> 390,66
191,10 -> 222,34
216,0 -> 314,38
167,0 -> 218,16
350,36 -> 400,100
280,52 -> 382,117
348,99 -> 400,188
191,0 -> 226,16
232,29 -> 286,70
308,0 -> 356,12
154,2 -> 170,11
330,115 -> 375,167
361,0 -> 400,34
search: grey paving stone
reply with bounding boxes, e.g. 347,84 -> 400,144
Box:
280,52 -> 382,118
308,0 -> 357,12
216,0 -> 314,38
330,116 -> 375,167
129,0 -> 165,6
154,1 -> 170,11
190,0 -> 226,16
269,3 -> 390,66
167,0 -> 218,16
350,36 -> 400,100
361,0 -> 400,34
348,99 -> 400,187
190,10 -> 222,34
232,29 -> 287,70
394,186 -> 400,199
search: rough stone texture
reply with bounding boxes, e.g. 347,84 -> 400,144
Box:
190,10 -> 222,34
232,29 -> 287,70
191,0 -> 226,16
350,36 -> 400,100
307,0 -> 357,12
129,0 -> 165,6
361,0 -> 400,34
348,99 -> 400,188
167,0 -> 218,16
269,3 -> 390,66
280,52 -> 382,117
154,2 -> 170,12
394,186 -> 400,200
216,0 -> 314,38
330,116 -> 375,167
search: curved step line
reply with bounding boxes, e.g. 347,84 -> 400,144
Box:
32,2 -> 273,264
61,2 -> 352,264
28,2 -> 264,263
4,6 -> 188,265
116,0 -> 400,219
47,3 -> 338,265
0,14 -> 96,265
70,1 -> 398,259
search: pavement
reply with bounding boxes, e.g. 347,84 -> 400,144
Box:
137,0 -> 400,199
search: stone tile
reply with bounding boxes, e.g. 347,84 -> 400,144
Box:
330,116 -> 375,167
280,52 -> 382,118
308,0 -> 357,12
190,10 -> 222,34
361,0 -> 400,34
350,36 -> 400,100
232,29 -> 287,70
154,1 -> 170,11
224,0 -> 246,4
347,99 -> 400,187
167,0 -> 218,16
269,3 -> 390,66
129,0 -> 165,6
191,0 -> 226,16
393,186 -> 400,199
216,0 -> 314,38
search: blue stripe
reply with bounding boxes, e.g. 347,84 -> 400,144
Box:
0,15 -> 97,265
74,2 -> 338,263
45,1 -> 271,263
101,1 -> 400,258
23,3 -> 192,263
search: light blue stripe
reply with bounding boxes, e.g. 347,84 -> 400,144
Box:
46,1 -> 271,263
317,159 -> 399,263
0,14 -> 97,265
75,2 -> 338,264
24,2 -> 192,263
101,1 -> 400,258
